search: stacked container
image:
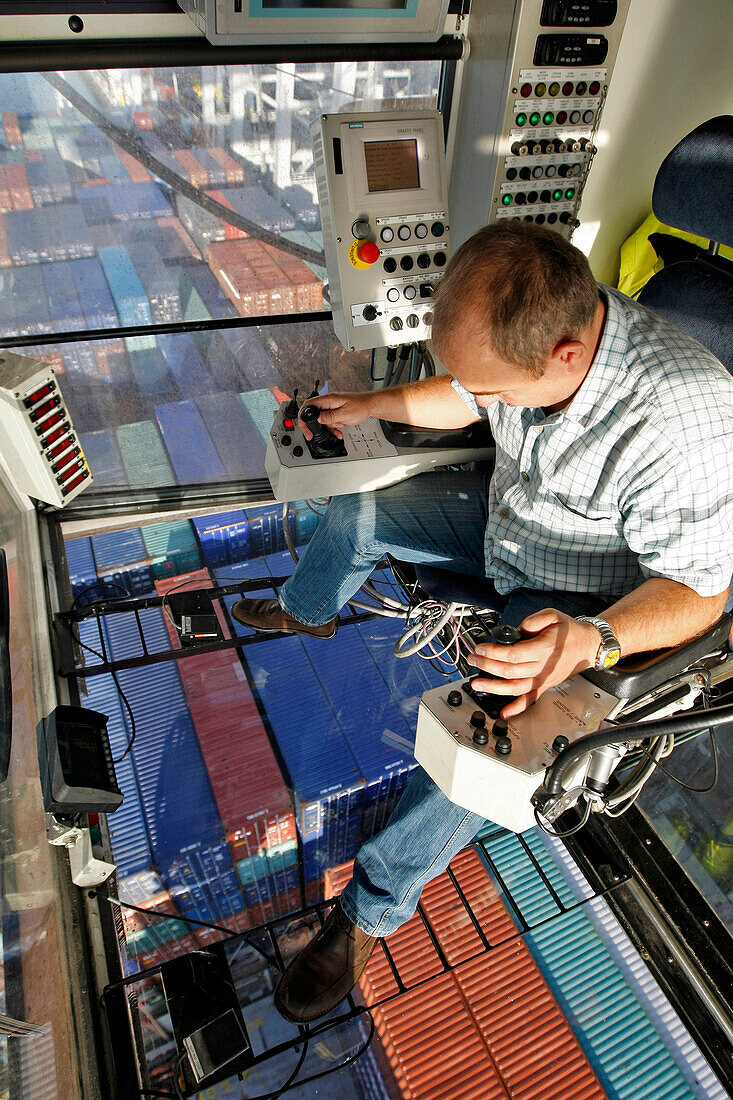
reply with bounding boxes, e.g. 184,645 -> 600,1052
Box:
208,238 -> 323,317
206,147 -> 245,184
154,398 -> 227,484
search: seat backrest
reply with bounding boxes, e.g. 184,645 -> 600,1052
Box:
637,114 -> 733,373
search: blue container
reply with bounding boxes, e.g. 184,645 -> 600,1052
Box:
100,154 -> 130,184
91,527 -> 154,598
185,263 -> 238,319
238,390 -> 279,446
64,536 -> 98,604
240,864 -> 299,909
157,333 -> 213,398
223,186 -> 297,233
76,620 -> 153,876
102,607 -> 224,861
193,511 -> 250,569
164,840 -> 244,923
12,266 -> 51,335
41,261 -> 85,331
79,429 -> 128,488
125,242 -> 182,324
140,520 -> 202,579
98,245 -> 153,328
75,189 -> 113,226
154,399 -> 227,484
128,345 -> 179,403
190,147 -> 228,187
69,257 -> 119,329
195,392 -> 267,481
220,326 -> 278,389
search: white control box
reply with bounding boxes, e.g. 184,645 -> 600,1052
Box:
0,352 -> 91,506
414,677 -> 617,832
265,400 -> 493,503
311,110 -> 450,352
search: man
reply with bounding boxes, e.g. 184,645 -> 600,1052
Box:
232,222 -> 733,1024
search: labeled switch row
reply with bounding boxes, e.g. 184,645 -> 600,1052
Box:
501,186 -> 577,206
384,252 -> 446,274
385,283 -> 435,303
380,221 -> 444,244
515,108 -> 595,126
388,312 -> 431,331
509,211 -> 575,226
506,163 -> 582,181
519,80 -> 600,98
510,137 -> 593,156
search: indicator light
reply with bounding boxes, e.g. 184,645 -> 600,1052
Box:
557,110 -> 568,124
283,417 -> 294,430
583,110 -> 595,124
565,188 -> 576,199
589,80 -> 601,95
527,190 -> 538,204
57,459 -> 85,484
47,436 -> 75,461
547,212 -> 558,224
61,470 -> 89,496
543,112 -> 554,125
520,82 -> 532,97
502,194 -> 513,206
548,82 -> 560,96
562,82 -> 574,96
29,396 -> 60,422
569,110 -> 581,124
515,112 -> 527,126
519,167 -> 531,180
42,425 -> 68,446
552,188 -> 564,201
35,411 -> 65,435
534,82 -> 547,96
535,214 -> 546,224
506,168 -> 518,181
529,112 -> 541,127
514,192 -> 526,205
541,190 -> 552,202
51,448 -> 80,474
575,81 -> 588,96
23,381 -> 55,407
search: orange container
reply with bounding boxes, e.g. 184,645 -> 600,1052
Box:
207,147 -> 245,184
173,149 -> 209,188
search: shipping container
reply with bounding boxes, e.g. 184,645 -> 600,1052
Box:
116,419 -> 176,487
91,527 -> 154,597
121,239 -> 182,323
64,536 -> 98,605
140,520 -> 201,580
132,110 -> 154,130
206,188 -> 248,239
3,162 -> 33,209
177,262 -> 238,320
175,192 -> 228,254
220,325 -> 279,389
155,215 -> 201,260
12,265 -> 51,335
68,257 -> 119,329
192,510 -> 251,570
208,237 -> 323,317
25,149 -> 73,205
2,111 -> 22,147
206,147 -> 245,184
281,183 -> 320,228
172,148 -> 209,188
220,185 -> 297,233
238,389 -> 280,445
79,429 -> 128,488
5,203 -> 94,264
154,398 -> 227,484
157,332 -> 213,398
98,245 -> 153,328
194,391 -> 267,480
41,260 -> 85,331
114,147 -> 151,184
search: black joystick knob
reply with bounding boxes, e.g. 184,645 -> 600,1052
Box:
552,734 -> 570,753
300,403 -> 345,459
467,623 -> 523,719
491,624 -> 521,645
284,387 -> 299,419
495,736 -> 512,755
308,378 -> 322,399
493,718 -> 508,737
469,711 -> 486,729
447,690 -> 463,708
472,727 -> 489,746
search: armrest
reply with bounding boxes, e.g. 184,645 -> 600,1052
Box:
582,613 -> 733,699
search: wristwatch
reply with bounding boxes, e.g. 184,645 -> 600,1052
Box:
576,616 -> 622,670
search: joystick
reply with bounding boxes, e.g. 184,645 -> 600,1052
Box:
466,623 -> 522,719
284,388 -> 299,420
300,403 -> 347,459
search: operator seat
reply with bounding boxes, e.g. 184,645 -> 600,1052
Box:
408,114 -> 733,687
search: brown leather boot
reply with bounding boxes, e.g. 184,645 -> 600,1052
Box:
274,903 -> 378,1023
230,597 -> 338,639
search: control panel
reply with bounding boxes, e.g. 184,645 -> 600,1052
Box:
414,674 -> 618,832
488,0 -> 630,238
0,351 -> 91,506
311,110 -> 450,352
265,392 -> 493,503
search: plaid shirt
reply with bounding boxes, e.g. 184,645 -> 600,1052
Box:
451,285 -> 733,598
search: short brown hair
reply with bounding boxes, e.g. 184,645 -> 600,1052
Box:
431,222 -> 599,376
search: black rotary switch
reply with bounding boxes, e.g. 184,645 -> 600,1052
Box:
300,403 -> 346,459
495,736 -> 512,755
362,304 -> 379,321
473,727 -> 490,746
281,434 -> 292,447
447,689 -> 463,707
292,445 -> 303,457
552,734 -> 570,753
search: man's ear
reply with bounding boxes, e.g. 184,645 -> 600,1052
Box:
550,338 -> 585,372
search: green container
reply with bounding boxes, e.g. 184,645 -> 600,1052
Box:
116,419 -> 175,488
141,519 -> 202,579
237,840 -> 298,887
238,389 -> 278,446
126,917 -> 190,952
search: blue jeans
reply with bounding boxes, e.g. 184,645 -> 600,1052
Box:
279,471 -> 605,936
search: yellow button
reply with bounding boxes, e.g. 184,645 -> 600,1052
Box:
521,472 -> 529,482
499,507 -> 510,518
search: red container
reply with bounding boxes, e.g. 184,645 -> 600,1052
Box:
173,149 -> 209,188
324,860 -> 354,899
0,213 -> 10,267
2,112 -> 22,146
207,147 -> 245,184
114,148 -> 151,183
154,572 -> 296,862
133,110 -> 154,131
6,163 -> 33,210
136,933 -> 199,971
208,238 -> 321,318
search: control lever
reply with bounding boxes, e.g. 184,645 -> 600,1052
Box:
308,379 -> 322,399
465,623 -> 522,722
284,388 -> 299,420
299,403 -> 347,459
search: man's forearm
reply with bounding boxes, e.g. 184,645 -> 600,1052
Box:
366,374 -> 479,428
602,577 -> 729,660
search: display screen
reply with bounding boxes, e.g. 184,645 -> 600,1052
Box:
364,139 -> 420,192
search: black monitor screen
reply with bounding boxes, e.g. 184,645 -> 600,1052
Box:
364,139 -> 420,193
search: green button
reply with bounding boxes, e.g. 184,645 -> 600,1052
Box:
529,112 -> 541,127
543,112 -> 555,125
565,188 -> 576,199
515,112 -> 527,127
552,188 -> 564,201
502,194 -> 513,206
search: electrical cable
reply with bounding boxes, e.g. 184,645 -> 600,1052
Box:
394,601 -> 463,658
534,797 -> 593,838
640,725 -> 719,793
65,621 -> 138,763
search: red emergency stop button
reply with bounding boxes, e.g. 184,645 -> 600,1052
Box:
349,238 -> 380,269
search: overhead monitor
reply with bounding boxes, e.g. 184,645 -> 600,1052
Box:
177,0 -> 451,44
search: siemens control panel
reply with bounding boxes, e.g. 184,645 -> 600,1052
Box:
311,110 -> 450,352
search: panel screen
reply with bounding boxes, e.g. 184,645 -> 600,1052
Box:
364,139 -> 420,193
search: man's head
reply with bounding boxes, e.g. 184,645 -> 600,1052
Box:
431,222 -> 601,409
